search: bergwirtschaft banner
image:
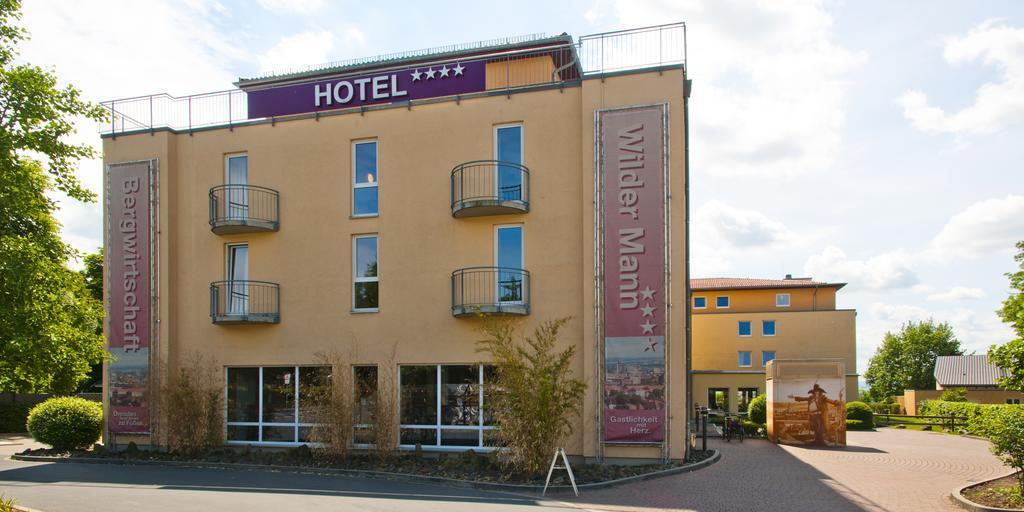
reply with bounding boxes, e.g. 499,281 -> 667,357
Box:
106,161 -> 153,434
246,60 -> 486,118
600,105 -> 667,444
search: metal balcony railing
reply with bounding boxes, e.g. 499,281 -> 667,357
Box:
451,267 -> 530,317
99,23 -> 686,136
451,160 -> 530,217
210,280 -> 280,324
209,185 -> 280,234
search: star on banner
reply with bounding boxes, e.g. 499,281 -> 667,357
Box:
644,338 -> 659,352
425,67 -> 436,79
411,69 -> 422,81
640,304 -> 655,318
439,65 -> 450,78
640,320 -> 655,334
453,63 -> 465,76
640,286 -> 656,300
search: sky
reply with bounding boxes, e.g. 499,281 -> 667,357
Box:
15,0 -> 1024,382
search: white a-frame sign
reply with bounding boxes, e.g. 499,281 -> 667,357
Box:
542,447 -> 579,497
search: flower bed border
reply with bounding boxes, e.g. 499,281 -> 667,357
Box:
11,450 -> 720,494
950,470 -> 1024,512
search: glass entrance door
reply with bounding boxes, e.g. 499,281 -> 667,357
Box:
227,244 -> 249,314
495,226 -> 523,303
495,125 -> 522,202
226,154 -> 249,220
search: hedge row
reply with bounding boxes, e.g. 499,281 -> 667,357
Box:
919,400 -> 1024,436
0,402 -> 32,433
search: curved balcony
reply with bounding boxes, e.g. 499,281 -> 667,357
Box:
210,280 -> 280,325
451,267 -> 530,317
209,185 -> 280,235
450,160 -> 530,218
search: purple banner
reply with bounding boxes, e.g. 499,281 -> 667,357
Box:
600,105 -> 667,444
247,59 -> 487,118
106,161 -> 153,434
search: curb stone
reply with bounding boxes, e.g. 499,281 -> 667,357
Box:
9,450 -> 720,494
950,471 -> 1023,512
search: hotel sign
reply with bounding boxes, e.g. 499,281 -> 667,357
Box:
599,105 -> 667,444
247,60 -> 487,118
106,160 -> 155,434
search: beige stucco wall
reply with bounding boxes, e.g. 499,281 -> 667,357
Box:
691,286 -> 838,314
102,67 -> 688,460
901,389 -> 1024,415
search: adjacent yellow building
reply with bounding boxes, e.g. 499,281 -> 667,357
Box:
690,276 -> 858,416
101,24 -> 692,462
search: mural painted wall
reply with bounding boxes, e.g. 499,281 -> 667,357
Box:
766,359 -> 846,446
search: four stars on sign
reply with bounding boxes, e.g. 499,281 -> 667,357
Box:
411,62 -> 466,82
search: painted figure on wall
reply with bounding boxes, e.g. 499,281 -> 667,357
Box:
789,384 -> 843,445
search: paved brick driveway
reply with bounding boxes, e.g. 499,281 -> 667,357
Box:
556,429 -> 1008,512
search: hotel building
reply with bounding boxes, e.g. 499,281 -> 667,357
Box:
690,276 -> 858,415
101,24 -> 691,461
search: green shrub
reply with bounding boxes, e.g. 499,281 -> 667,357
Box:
846,419 -> 870,430
920,400 -> 1024,436
869,402 -> 900,414
742,420 -> 765,436
846,401 -> 874,429
978,406 -> 1024,497
938,388 -> 968,402
0,402 -> 32,433
26,397 -> 102,450
747,394 -> 767,424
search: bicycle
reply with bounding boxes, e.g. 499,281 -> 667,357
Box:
722,415 -> 745,443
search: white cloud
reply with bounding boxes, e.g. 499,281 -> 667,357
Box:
691,200 -> 801,276
258,30 -> 337,74
898,20 -> 1024,136
928,287 -> 986,302
927,195 -> 1024,261
257,0 -> 325,14
607,0 -> 866,177
804,245 -> 919,290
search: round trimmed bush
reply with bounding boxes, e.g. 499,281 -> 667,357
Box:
747,394 -> 767,424
845,401 -> 874,429
846,419 -> 867,430
27,397 -> 103,450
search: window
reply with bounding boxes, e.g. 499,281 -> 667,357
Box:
716,296 -> 730,308
353,235 -> 378,311
352,140 -> 378,216
226,244 -> 249,315
738,321 -> 752,337
762,320 -> 776,336
399,364 -> 496,449
707,388 -> 729,412
225,154 -> 248,220
496,225 -> 524,303
495,124 -> 523,201
693,296 -> 707,309
738,388 -> 759,412
226,366 -> 329,444
738,351 -> 752,367
353,366 -> 378,445
776,293 -> 790,307
1008,399 -> 1021,405
762,351 -> 776,366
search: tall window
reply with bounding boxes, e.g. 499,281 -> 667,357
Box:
495,124 -> 523,201
738,351 -> 752,367
762,351 -> 776,366
226,244 -> 249,314
693,296 -> 707,309
496,225 -> 524,303
707,388 -> 729,412
352,141 -> 378,216
738,388 -> 759,412
399,364 -> 495,448
226,366 -> 329,444
738,321 -> 752,337
762,320 -> 776,336
225,154 -> 248,220
353,235 -> 378,311
716,296 -> 730,309
353,366 -> 378,445
776,293 -> 790,307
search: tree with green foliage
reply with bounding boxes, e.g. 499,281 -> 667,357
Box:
864,320 -> 962,400
991,241 -> 1024,391
0,0 -> 107,394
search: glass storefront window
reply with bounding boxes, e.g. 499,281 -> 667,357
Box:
226,366 -> 328,444
399,364 -> 496,448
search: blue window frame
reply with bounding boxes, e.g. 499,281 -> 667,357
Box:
693,296 -> 706,309
716,296 -> 730,308
738,321 -> 752,336
762,351 -> 776,366
738,351 -> 752,367
353,141 -> 378,216
763,320 -> 776,336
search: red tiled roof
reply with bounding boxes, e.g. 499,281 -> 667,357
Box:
690,277 -> 845,291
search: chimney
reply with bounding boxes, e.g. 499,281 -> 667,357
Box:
784,274 -> 793,280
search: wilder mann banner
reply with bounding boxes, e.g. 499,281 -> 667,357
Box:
106,161 -> 153,434
601,105 -> 667,444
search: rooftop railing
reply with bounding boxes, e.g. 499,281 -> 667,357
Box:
100,23 -> 685,136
